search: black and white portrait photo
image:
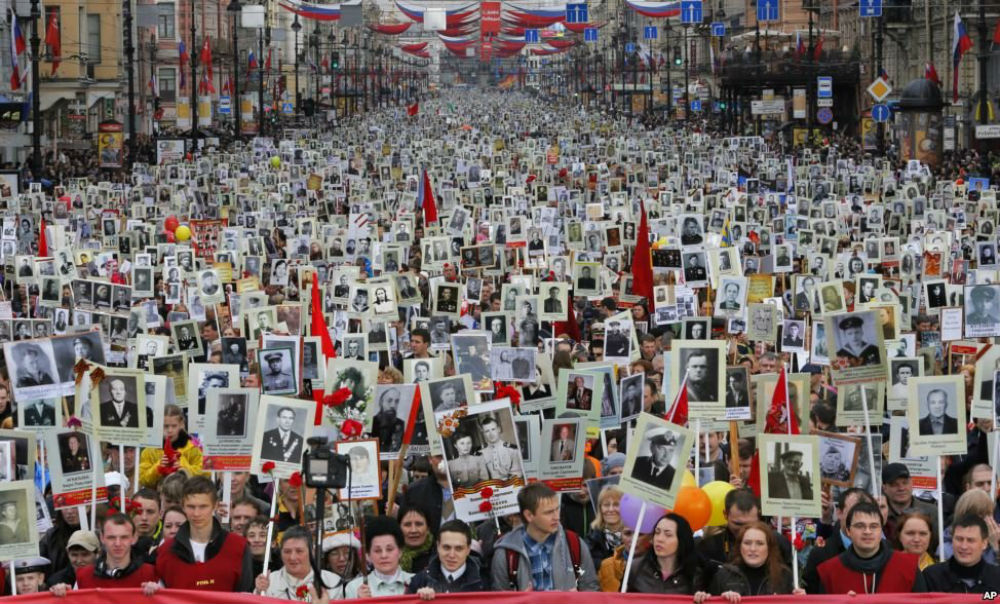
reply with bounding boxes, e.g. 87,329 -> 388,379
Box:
0,482 -> 35,554
781,320 -> 806,351
603,319 -> 633,359
217,392 -> 248,437
677,345 -> 722,404
423,376 -> 472,412
258,348 -> 297,396
257,402 -> 307,466
371,384 -> 417,458
621,414 -> 692,509
759,434 -> 821,517
619,372 -> 643,420
964,284 -> 1000,338
490,347 -> 536,382
816,432 -> 858,487
826,310 -> 886,383
715,277 -> 746,316
97,375 -> 141,429
724,366 -> 751,419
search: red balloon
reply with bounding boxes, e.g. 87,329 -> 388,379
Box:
164,216 -> 179,233
164,230 -> 176,243
672,486 -> 712,532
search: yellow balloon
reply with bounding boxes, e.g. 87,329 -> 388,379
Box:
174,225 -> 192,242
270,156 -> 281,168
703,480 -> 736,526
681,470 -> 697,488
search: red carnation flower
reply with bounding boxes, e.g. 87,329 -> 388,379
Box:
340,419 -> 364,438
261,461 -> 276,474
793,535 -> 805,551
493,383 -> 522,408
295,584 -> 310,599
324,387 -> 352,407
480,487 -> 494,499
479,500 -> 493,513
66,416 -> 82,428
288,471 -> 303,488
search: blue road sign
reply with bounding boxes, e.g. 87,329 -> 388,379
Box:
871,104 -> 891,122
859,0 -> 882,18
817,107 -> 834,124
817,76 -> 833,99
218,95 -> 231,115
584,27 -> 598,42
625,42 -> 636,54
566,3 -> 588,24
680,0 -> 702,24
690,99 -> 702,112
644,26 -> 657,40
757,0 -> 779,22
711,22 -> 725,37
525,29 -> 539,43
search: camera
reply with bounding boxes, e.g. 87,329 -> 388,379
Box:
302,436 -> 351,489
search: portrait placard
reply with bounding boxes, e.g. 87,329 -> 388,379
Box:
369,383 -> 418,460
250,395 -> 314,479
835,381 -> 885,427
670,340 -> 726,418
723,366 -> 751,420
886,357 -> 922,412
888,416 -> 936,490
907,374 -> 967,456
619,413 -> 693,510
323,359 -> 378,432
201,388 -> 259,471
45,430 -> 107,509
758,434 -> 821,518
88,368 -> 148,444
187,363 -> 240,432
824,310 -> 887,384
555,368 -> 604,423
0,481 -> 39,561
539,417 -> 586,492
335,438 -> 382,501
815,431 -> 860,488
419,374 -> 475,456
513,413 -> 541,481
436,398 -> 525,521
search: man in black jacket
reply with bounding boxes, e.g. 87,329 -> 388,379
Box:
44,530 -> 98,588
802,487 -> 877,593
915,515 -> 1000,593
407,520 -> 487,595
696,489 -> 792,582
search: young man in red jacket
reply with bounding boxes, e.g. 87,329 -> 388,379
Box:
816,501 -> 920,594
50,514 -> 158,595
154,476 -> 254,592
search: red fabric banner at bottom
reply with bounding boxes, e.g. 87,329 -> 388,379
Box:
0,589 -> 990,604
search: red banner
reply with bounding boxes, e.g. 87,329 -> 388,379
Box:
0,588 -> 987,604
481,1 -> 501,34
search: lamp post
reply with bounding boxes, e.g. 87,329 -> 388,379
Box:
227,0 -> 242,138
189,0 -> 198,152
257,1 -> 270,137
123,0 -> 135,167
291,14 -> 300,118
310,25 -> 319,123
664,19 -> 672,116
29,0 -> 41,180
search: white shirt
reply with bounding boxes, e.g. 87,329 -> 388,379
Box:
190,539 -> 208,563
443,563 -> 466,583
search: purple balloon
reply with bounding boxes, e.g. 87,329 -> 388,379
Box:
620,493 -> 667,533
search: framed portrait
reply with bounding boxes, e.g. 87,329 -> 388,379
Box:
482,312 -> 510,346
835,382 -> 885,427
964,284 -> 1000,338
17,398 -> 60,433
603,318 -> 634,361
251,395 -> 314,478
907,374 -> 967,456
817,280 -> 846,315
369,384 -> 419,460
451,332 -> 492,389
780,320 -> 807,353
89,368 -> 147,443
746,304 -> 779,343
5,340 -> 61,402
682,317 -> 711,341
538,282 -> 568,322
724,366 -> 751,420
753,372 -> 810,433
815,431 -> 860,488
513,413 -> 541,481
323,359 -> 378,432
404,357 -> 443,384
171,320 -> 203,354
555,368 -> 604,421
258,348 -> 297,396
539,417 -> 586,490
573,261 -> 601,297
619,413 -> 693,510
886,357 -> 922,412
45,430 -> 106,509
618,372 -> 644,423
758,434 -> 821,518
489,347 -> 537,383
714,276 -> 747,318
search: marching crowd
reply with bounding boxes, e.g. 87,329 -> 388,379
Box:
0,89 -> 998,603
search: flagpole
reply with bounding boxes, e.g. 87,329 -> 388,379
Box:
859,383 -> 879,500
619,501 -> 646,593
29,0 -> 41,180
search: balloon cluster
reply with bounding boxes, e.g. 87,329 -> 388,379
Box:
620,474 -> 735,533
163,215 -> 191,242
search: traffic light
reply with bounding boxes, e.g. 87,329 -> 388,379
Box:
673,45 -> 682,66
332,52 -> 340,69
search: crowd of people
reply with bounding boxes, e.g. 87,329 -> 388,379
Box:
0,89 -> 996,603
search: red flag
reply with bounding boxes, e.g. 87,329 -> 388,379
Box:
407,102 -> 419,116
746,450 -> 762,497
420,169 -> 438,225
401,387 -> 423,446
264,48 -> 272,72
993,19 -> 1000,45
310,273 -> 336,425
200,37 -> 213,80
630,200 -> 654,305
925,62 -> 941,85
44,12 -> 60,75
667,374 -> 689,426
812,36 -> 824,61
38,218 -> 47,257
764,366 -> 801,436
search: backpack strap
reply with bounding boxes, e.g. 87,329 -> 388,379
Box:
565,530 -> 584,578
506,547 -> 520,589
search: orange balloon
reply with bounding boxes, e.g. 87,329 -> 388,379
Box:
672,486 -> 712,532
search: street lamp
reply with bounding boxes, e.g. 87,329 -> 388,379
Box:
189,0 -> 198,152
291,14 -> 300,118
258,0 -> 270,137
227,0 -> 242,138
28,0 -> 41,180
123,0 -> 136,167
310,25 -> 319,123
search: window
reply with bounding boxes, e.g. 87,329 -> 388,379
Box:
157,2 -> 175,39
157,67 -> 176,102
86,14 -> 100,63
44,6 -> 60,59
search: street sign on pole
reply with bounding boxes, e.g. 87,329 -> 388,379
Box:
817,107 -> 834,124
859,0 -> 882,18
625,42 -> 635,54
219,95 -> 231,115
525,29 -> 539,43
566,3 -> 588,24
710,22 -> 725,37
643,25 -> 657,40
680,0 -> 702,24
817,76 -> 833,99
975,124 -> 1000,139
871,104 -> 891,122
584,28 -> 598,42
867,77 -> 892,102
281,102 -> 294,115
690,99 -> 702,112
757,0 -> 779,22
